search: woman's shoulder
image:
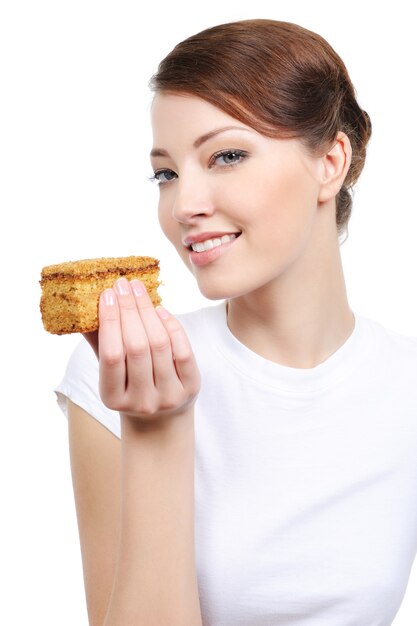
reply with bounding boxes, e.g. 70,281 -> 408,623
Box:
174,301 -> 226,334
175,300 -> 224,319
65,336 -> 99,377
55,338 -> 121,437
357,312 -> 417,370
359,313 -> 417,347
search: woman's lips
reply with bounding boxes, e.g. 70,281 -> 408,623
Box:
188,233 -> 240,266
183,231 -> 240,247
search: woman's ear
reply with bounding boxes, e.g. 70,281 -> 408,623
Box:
317,131 -> 352,203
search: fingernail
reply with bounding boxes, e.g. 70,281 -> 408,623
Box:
131,280 -> 145,297
115,278 -> 130,295
156,305 -> 169,319
102,289 -> 115,306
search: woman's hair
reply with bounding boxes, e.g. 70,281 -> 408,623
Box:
149,19 -> 372,241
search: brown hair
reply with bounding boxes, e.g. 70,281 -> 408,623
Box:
149,19 -> 372,241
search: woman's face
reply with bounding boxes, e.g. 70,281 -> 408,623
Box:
150,93 -> 329,300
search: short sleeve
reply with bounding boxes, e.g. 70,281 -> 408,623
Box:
55,339 -> 121,438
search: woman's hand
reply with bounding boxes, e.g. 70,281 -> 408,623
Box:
83,277 -> 201,424
80,278 -> 203,624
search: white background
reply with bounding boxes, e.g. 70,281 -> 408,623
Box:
1,0 -> 416,623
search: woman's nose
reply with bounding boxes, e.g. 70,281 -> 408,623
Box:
171,175 -> 215,223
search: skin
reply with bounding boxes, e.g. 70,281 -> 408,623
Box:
71,90 -> 357,624
150,92 -> 355,369
80,283 -> 202,625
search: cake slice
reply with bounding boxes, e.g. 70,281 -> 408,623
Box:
40,256 -> 161,334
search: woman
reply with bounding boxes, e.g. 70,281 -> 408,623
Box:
56,19 -> 417,626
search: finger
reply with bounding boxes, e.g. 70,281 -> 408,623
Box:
155,305 -> 200,394
97,288 -> 126,406
130,280 -> 179,390
114,278 -> 154,393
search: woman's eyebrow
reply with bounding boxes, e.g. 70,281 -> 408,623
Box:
150,125 -> 253,158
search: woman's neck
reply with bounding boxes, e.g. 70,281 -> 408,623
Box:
226,232 -> 354,370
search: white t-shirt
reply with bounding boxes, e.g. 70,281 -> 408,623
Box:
56,301 -> 417,626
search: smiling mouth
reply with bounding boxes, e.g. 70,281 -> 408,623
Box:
187,233 -> 241,252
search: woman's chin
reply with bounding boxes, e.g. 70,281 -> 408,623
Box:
194,280 -> 229,301
195,278 -> 244,302
199,287 -> 229,301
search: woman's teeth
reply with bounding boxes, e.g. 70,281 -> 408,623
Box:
191,233 -> 237,252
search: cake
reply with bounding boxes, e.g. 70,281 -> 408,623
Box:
40,256 -> 161,334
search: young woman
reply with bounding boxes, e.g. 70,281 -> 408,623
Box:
56,19 -> 417,626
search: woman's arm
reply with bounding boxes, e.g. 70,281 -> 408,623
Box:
73,277 -> 202,626
68,401 -> 121,626
106,409 -> 200,626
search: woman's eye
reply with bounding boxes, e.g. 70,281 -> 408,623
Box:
149,149 -> 247,185
211,149 -> 247,167
151,169 -> 177,185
